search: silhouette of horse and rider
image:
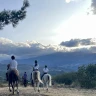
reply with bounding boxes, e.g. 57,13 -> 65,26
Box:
6,56 -> 52,94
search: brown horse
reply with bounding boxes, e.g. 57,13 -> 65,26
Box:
8,70 -> 19,94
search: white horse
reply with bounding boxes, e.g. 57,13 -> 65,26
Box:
42,73 -> 52,91
32,71 -> 43,92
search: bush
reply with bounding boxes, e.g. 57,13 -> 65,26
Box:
53,64 -> 96,89
77,64 -> 96,88
53,72 -> 77,85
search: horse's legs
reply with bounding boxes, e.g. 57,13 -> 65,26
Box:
46,82 -> 48,91
37,82 -> 40,92
16,81 -> 19,94
12,82 -> 15,95
8,82 -> 11,92
16,81 -> 18,90
34,83 -> 36,91
42,82 -> 45,90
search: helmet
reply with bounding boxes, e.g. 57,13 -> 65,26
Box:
11,55 -> 15,60
35,60 -> 37,63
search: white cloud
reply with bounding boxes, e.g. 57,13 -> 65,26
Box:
65,0 -> 71,3
0,38 -> 64,59
0,38 -> 96,60
65,0 -> 80,3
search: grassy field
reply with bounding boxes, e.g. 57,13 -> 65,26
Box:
0,86 -> 96,96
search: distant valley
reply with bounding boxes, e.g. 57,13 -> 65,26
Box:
0,52 -> 96,80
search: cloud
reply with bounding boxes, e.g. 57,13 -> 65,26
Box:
0,38 -> 96,60
0,38 -> 65,59
60,38 -> 96,47
65,0 -> 79,3
91,0 -> 96,14
65,0 -> 71,3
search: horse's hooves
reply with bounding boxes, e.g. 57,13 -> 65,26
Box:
38,90 -> 40,93
9,89 -> 12,92
13,93 -> 14,95
17,90 -> 19,94
17,92 -> 19,94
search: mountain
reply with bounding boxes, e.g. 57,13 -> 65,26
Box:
1,52 -> 96,70
1,52 -> 96,79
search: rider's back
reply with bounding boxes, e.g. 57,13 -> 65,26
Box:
10,60 -> 18,70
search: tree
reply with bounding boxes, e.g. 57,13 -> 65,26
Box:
0,0 -> 29,30
77,64 -> 96,88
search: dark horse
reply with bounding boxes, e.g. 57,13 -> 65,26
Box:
8,70 -> 19,94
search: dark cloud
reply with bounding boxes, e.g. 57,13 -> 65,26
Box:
91,0 -> 96,14
60,38 -> 96,47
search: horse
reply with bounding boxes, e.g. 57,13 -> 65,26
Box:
32,71 -> 43,92
42,73 -> 52,91
30,72 -> 34,87
8,70 -> 19,95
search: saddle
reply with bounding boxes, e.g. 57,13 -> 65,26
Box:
10,69 -> 19,76
42,73 -> 48,78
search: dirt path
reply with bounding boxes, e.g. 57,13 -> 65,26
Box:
0,86 -> 96,96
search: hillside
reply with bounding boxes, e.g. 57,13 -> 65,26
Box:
1,52 -> 96,79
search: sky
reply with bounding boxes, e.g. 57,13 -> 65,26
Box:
0,0 -> 96,60
0,0 -> 92,44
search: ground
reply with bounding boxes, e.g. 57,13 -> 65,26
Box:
0,86 -> 96,96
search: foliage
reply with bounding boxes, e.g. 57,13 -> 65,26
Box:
53,64 -> 96,89
77,64 -> 96,88
0,0 -> 29,30
53,72 -> 77,85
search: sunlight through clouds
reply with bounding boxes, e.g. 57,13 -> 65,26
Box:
65,0 -> 71,3
65,0 -> 80,3
52,14 -> 96,44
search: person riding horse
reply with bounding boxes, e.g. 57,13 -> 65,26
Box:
32,60 -> 39,81
32,60 -> 43,91
6,56 -> 19,81
41,65 -> 49,79
6,56 -> 19,94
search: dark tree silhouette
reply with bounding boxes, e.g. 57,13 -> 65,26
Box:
0,0 -> 29,30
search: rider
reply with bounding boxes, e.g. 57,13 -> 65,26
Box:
23,72 -> 27,80
33,60 -> 39,71
41,65 -> 49,79
8,56 -> 19,76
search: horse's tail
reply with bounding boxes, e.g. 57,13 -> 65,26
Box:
39,79 -> 43,84
38,72 -> 43,84
48,75 -> 52,86
33,71 -> 43,84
